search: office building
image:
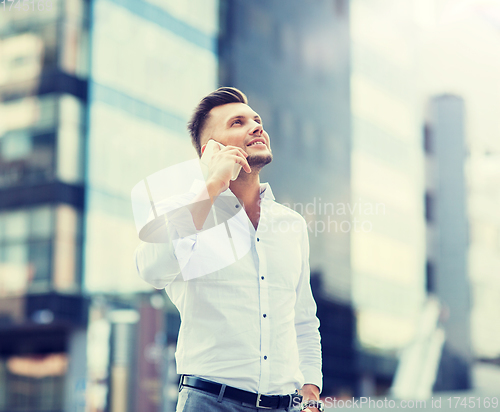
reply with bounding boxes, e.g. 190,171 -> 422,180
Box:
350,0 -> 427,395
219,0 -> 355,396
0,0 -> 219,410
424,94 -> 471,390
0,0 -> 89,410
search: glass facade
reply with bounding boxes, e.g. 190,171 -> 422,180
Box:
0,94 -> 85,189
2,0 -> 219,409
219,0 -> 352,303
350,0 -> 426,357
0,1 -> 88,410
0,354 -> 67,412
0,206 -> 52,295
0,95 -> 57,188
0,0 -> 87,295
84,0 -> 219,293
0,205 -> 81,296
217,0 -> 354,396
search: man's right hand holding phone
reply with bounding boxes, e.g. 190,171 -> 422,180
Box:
202,140 -> 251,199
189,140 -> 251,230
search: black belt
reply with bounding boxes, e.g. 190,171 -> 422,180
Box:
179,375 -> 303,409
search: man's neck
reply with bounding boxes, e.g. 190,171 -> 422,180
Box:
229,171 -> 262,210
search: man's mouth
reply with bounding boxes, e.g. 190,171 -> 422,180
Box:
247,139 -> 266,147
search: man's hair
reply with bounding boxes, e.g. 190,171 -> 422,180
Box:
188,87 -> 248,157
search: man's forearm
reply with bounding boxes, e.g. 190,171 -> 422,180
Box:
300,384 -> 321,412
188,178 -> 224,230
301,383 -> 320,399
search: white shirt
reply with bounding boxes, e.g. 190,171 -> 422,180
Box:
134,181 -> 322,395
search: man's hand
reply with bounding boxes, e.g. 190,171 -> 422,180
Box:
205,144 -> 251,195
190,143 -> 251,230
300,384 -> 320,411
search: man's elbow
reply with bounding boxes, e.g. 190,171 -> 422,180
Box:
134,242 -> 179,289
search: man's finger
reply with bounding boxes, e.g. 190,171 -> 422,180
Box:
224,146 -> 249,158
236,156 -> 251,173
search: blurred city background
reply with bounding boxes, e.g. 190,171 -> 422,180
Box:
0,0 -> 499,410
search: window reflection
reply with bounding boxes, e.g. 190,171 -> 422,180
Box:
2,130 -> 32,161
4,211 -> 29,241
0,95 -> 58,189
1,244 -> 29,296
0,132 -> 55,189
30,206 -> 53,238
60,0 -> 89,77
0,25 -> 59,101
143,0 -> 218,36
0,205 -> 81,296
53,205 -> 80,292
0,354 -> 66,411
0,33 -> 43,87
57,95 -> 85,184
28,240 -> 52,291
92,0 -> 217,120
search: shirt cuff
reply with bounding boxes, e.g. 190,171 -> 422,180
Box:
165,205 -> 199,238
301,368 -> 323,394
162,180 -> 211,237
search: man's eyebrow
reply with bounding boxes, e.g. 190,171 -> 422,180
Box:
227,115 -> 262,124
227,115 -> 244,123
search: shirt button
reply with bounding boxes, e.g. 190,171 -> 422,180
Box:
235,204 -> 239,208
264,356 -> 267,360
261,276 -> 264,280
257,238 -> 260,242
263,314 -> 267,318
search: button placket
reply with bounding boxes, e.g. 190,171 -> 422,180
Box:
256,205 -> 271,393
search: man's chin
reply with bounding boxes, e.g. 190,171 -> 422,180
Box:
247,153 -> 273,168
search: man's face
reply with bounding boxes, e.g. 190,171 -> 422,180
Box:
201,102 -> 273,168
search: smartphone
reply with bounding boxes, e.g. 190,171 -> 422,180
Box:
200,140 -> 242,181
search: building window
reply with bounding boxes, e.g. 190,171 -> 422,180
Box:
0,354 -> 67,411
335,0 -> 346,17
426,260 -> 435,293
423,124 -> 432,154
425,191 -> 434,223
0,94 -> 60,189
0,205 -> 81,296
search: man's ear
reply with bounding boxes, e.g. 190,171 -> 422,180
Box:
201,143 -> 207,155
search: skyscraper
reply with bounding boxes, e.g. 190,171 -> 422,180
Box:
425,94 -> 471,390
0,0 -> 219,410
219,0 -> 354,396
350,0 -> 427,395
0,1 -> 89,410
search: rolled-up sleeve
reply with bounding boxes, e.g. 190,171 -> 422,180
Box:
294,219 -> 323,393
134,239 -> 180,289
134,193 -> 200,289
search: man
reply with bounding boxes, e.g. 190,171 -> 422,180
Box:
134,87 -> 323,411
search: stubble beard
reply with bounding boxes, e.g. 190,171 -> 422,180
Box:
247,152 -> 273,169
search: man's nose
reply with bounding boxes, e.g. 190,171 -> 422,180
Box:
250,122 -> 263,135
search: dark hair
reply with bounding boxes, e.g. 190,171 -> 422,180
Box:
188,87 -> 248,157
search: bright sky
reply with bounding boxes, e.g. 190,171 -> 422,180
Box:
418,0 -> 500,359
419,0 -> 500,154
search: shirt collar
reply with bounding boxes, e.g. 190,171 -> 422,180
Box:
189,180 -> 275,201
259,182 -> 275,201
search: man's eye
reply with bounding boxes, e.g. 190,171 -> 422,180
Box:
232,120 -> 242,126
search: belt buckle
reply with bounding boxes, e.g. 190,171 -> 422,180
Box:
290,393 -> 303,409
178,374 -> 184,392
256,393 -> 272,409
